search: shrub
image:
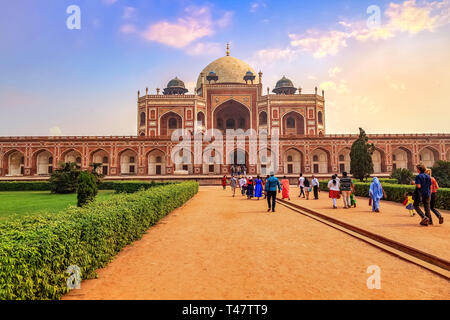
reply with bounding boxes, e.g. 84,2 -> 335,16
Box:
391,168 -> 414,185
77,171 -> 98,207
0,181 -> 199,300
105,181 -> 172,193
0,181 -> 52,191
319,180 -> 449,210
432,161 -> 450,188
49,162 -> 80,194
0,180 -> 170,192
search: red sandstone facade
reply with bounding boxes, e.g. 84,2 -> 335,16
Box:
1,53 -> 449,180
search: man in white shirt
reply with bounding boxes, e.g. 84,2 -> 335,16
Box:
311,175 -> 320,200
298,173 -> 305,198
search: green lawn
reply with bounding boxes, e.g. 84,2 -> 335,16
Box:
0,190 -> 115,218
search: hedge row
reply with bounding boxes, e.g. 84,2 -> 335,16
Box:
0,181 -> 199,300
0,181 -> 170,193
319,180 -> 450,210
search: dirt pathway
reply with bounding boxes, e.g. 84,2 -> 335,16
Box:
64,187 -> 449,300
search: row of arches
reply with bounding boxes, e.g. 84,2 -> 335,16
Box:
146,102 -> 322,137
1,146 -> 447,177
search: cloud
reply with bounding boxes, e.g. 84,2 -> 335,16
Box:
255,47 -> 297,65
328,67 -> 342,78
287,0 -> 450,58
250,1 -> 267,13
49,126 -> 62,136
320,80 -> 350,94
122,7 -> 136,20
141,6 -> 232,49
120,24 -> 137,34
102,0 -> 118,5
307,75 -> 317,80
185,42 -> 223,56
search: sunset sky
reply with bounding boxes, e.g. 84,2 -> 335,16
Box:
0,0 -> 449,136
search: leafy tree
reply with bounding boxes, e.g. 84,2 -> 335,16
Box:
49,162 -> 80,194
350,128 -> 375,181
432,161 -> 450,188
391,168 -> 414,185
77,171 -> 98,207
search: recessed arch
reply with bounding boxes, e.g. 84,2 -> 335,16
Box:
284,147 -> 304,174
282,111 -> 305,135
392,147 -> 413,171
3,149 -> 25,177
259,111 -> 267,126
337,147 -> 351,173
372,147 -> 387,173
159,111 -> 183,136
147,149 -> 166,175
61,149 -> 82,166
91,148 -> 110,176
213,99 -> 251,132
311,147 -> 331,174
34,149 -> 54,176
419,146 -> 439,168
119,148 -> 138,175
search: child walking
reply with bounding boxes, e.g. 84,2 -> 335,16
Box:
403,192 -> 415,217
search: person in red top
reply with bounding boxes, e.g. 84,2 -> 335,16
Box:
425,169 -> 444,224
221,175 -> 227,190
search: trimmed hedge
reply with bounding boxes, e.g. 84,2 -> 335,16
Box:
100,181 -> 172,193
0,181 -> 170,193
319,180 -> 449,210
0,181 -> 199,300
0,181 -> 52,191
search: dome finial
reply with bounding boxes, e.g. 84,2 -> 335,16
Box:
226,43 -> 230,56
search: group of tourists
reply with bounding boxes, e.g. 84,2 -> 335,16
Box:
230,165 -> 247,177
221,163 -> 444,225
411,164 -> 444,226
222,173 -> 287,212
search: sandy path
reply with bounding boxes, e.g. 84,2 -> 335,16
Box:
64,187 -> 449,300
288,190 -> 450,260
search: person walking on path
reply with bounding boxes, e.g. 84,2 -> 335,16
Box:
265,173 -> 281,212
340,172 -> 354,209
369,177 -> 385,213
230,176 -> 238,197
303,177 -> 310,200
413,163 -> 432,226
298,173 -> 305,198
221,176 -> 227,190
281,176 -> 291,200
425,168 -> 444,225
328,175 -> 340,209
246,178 -> 254,199
254,176 -> 263,200
239,176 -> 247,196
311,175 -> 320,200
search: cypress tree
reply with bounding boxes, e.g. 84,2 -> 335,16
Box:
350,128 -> 375,181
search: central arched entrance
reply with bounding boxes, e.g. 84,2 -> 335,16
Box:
214,100 -> 250,133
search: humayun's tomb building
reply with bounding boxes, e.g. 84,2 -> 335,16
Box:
1,46 -> 449,182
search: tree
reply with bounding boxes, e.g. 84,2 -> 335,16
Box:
432,161 -> 450,188
350,128 -> 375,181
391,168 -> 414,185
49,162 -> 81,194
77,171 -> 98,207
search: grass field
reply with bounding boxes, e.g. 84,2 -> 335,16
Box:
0,190 -> 115,219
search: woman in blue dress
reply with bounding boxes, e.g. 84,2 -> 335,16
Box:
254,175 -> 263,200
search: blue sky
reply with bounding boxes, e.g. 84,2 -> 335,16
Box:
1,0 -> 449,136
